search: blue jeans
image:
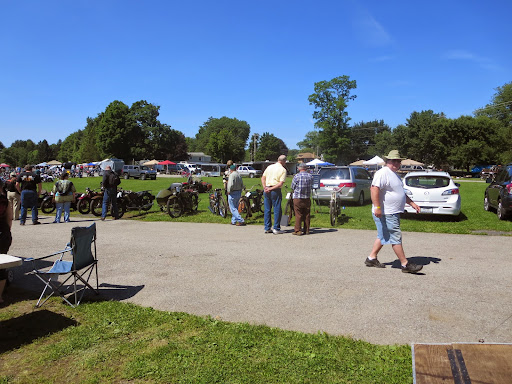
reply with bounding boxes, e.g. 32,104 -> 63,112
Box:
264,189 -> 282,231
55,201 -> 71,223
102,188 -> 119,219
20,190 -> 38,224
228,190 -> 244,224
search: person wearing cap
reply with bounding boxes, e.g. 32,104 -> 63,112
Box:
365,150 -> 423,274
226,164 -> 245,226
5,172 -> 20,221
261,155 -> 287,234
291,163 -> 313,235
16,164 -> 42,225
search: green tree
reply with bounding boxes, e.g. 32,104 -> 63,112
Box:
255,132 -> 288,161
151,124 -> 188,160
296,130 -> 320,156
36,140 -> 52,163
59,131 -> 84,162
195,117 -> 250,162
475,81 -> 512,126
308,75 -> 357,164
96,100 -> 141,160
392,110 -> 447,166
350,120 -> 391,160
2,140 -> 37,167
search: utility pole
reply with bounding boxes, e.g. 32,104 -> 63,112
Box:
252,134 -> 259,162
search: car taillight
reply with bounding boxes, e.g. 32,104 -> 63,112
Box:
320,182 -> 325,187
442,188 -> 459,195
338,183 -> 356,188
506,183 -> 512,194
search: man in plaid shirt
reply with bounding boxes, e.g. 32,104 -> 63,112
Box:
291,163 -> 313,235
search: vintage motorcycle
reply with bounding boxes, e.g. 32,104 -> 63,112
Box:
40,190 -> 77,214
117,189 -> 155,212
156,182 -> 199,218
184,175 -> 212,193
208,188 -> 228,218
90,188 -> 125,218
237,185 -> 264,219
77,187 -> 102,214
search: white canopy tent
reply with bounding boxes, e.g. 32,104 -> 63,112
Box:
363,156 -> 385,165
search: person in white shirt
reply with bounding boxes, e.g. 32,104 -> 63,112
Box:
365,150 -> 423,273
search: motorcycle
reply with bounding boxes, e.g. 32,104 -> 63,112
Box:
40,191 -> 77,214
89,187 -> 125,219
208,188 -> 228,218
117,189 -> 155,212
156,183 -> 199,218
237,185 -> 264,218
77,187 -> 102,214
184,175 -> 212,193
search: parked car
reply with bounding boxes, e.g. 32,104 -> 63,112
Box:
484,164 -> 512,219
312,166 -> 372,205
122,165 -> 157,180
403,171 -> 461,216
237,166 -> 262,178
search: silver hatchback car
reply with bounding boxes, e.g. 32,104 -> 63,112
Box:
312,166 -> 372,205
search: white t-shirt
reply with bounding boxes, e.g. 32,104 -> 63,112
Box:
371,166 -> 406,215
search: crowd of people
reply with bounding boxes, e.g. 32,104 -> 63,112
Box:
0,150 -> 425,304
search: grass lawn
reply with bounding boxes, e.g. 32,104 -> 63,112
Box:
0,299 -> 412,383
42,175 -> 512,235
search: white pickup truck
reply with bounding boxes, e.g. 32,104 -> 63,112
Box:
237,166 -> 262,178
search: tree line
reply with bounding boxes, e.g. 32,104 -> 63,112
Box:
1,79 -> 511,169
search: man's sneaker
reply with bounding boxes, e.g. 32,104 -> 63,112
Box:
292,231 -> 302,236
235,222 -> 246,226
20,222 -> 25,226
401,262 -> 423,274
364,257 -> 386,268
33,221 -> 41,225
264,229 -> 273,234
272,229 -> 283,235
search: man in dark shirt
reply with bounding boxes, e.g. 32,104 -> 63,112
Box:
16,164 -> 42,225
101,166 -> 119,220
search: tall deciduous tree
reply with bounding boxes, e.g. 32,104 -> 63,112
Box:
255,132 -> 288,161
308,75 -> 357,164
350,120 -> 391,160
475,81 -> 512,126
96,100 -> 141,160
195,116 -> 250,162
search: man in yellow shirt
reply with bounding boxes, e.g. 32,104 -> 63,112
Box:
261,155 -> 287,234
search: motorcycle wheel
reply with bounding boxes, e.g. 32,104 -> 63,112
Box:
77,199 -> 90,214
167,196 -> 183,218
141,193 -> 154,211
41,197 -> 56,214
90,198 -> 103,217
191,194 -> 199,211
219,196 -> 228,218
238,197 -> 250,219
208,197 -> 217,215
115,202 -> 125,219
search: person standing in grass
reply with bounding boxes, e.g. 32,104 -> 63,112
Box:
261,155 -> 287,235
365,150 -> 423,274
291,163 -> 313,235
227,164 -> 245,226
52,172 -> 76,223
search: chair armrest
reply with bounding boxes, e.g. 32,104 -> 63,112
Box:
26,247 -> 72,262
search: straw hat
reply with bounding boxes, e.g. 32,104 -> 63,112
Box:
383,150 -> 406,160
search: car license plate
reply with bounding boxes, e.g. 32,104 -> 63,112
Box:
325,186 -> 334,191
421,207 -> 433,213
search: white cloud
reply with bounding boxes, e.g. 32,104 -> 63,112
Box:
444,49 -> 500,71
355,13 -> 393,47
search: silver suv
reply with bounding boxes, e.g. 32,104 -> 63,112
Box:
312,166 -> 372,205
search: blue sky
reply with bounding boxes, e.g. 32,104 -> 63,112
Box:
1,0 -> 511,151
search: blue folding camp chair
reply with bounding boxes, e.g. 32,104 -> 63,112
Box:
28,223 -> 99,307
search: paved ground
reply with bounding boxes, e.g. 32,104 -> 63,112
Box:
6,216 -> 512,345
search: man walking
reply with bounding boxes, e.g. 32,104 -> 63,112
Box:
261,155 -> 287,234
226,164 -> 245,226
16,165 -> 42,225
5,172 -> 20,221
365,150 -> 423,273
291,163 -> 313,235
101,166 -> 120,220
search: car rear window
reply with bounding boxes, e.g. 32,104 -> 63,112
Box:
405,176 -> 450,188
320,168 -> 350,180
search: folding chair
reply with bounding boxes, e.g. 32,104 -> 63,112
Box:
27,223 -> 99,307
